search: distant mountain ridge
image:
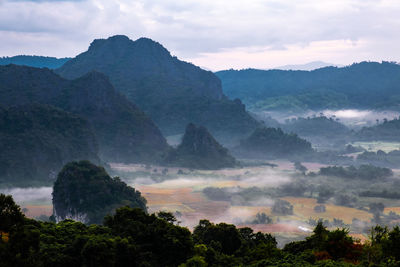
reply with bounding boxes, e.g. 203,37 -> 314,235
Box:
0,64 -> 169,163
216,61 -> 400,111
56,35 -> 259,144
273,61 -> 343,71
0,55 -> 70,69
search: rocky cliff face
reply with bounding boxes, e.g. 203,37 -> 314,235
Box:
166,123 -> 236,169
52,161 -> 147,224
0,104 -> 99,185
0,64 -> 169,163
56,35 -> 259,143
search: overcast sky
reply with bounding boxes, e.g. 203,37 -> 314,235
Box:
0,0 -> 399,70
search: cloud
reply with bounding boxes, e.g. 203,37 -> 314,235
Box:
0,0 -> 399,69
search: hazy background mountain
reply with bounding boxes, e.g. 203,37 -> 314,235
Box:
0,104 -> 99,186
0,55 -> 70,69
233,127 -> 314,160
273,61 -> 343,71
56,35 -> 259,145
0,64 -> 169,163
216,61 -> 400,112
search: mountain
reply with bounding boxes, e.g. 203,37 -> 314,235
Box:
0,55 -> 70,69
0,104 -> 99,186
52,161 -> 147,224
234,127 -> 314,159
216,61 -> 400,111
55,35 -> 259,144
0,64 -> 169,163
165,123 -> 236,169
273,61 -> 343,71
282,116 -> 352,148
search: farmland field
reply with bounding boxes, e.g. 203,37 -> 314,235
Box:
2,159 -> 400,246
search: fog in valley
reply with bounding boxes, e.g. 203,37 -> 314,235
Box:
256,109 -> 400,129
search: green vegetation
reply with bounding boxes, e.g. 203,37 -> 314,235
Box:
272,199 -> 294,215
55,35 -> 259,143
0,64 -> 169,163
234,127 -> 314,159
53,161 -> 147,224
217,61 -> 400,111
165,123 -> 236,169
357,150 -> 400,168
283,116 -> 351,140
356,117 -> 400,141
319,165 -> 393,180
251,89 -> 349,112
0,104 -> 99,186
0,55 -> 70,69
3,194 -> 400,266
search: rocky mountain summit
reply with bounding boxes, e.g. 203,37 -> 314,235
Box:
166,123 -> 236,169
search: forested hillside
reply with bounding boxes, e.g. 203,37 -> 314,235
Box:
356,117 -> 400,141
234,127 -> 314,159
0,65 -> 169,163
0,105 -> 99,186
217,62 -> 400,111
56,35 -> 259,144
53,161 -> 147,224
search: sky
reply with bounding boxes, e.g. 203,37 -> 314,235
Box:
0,0 -> 399,71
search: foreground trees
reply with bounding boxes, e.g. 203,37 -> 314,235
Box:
2,194 -> 400,266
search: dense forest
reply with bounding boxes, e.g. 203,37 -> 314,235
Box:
234,127 -> 314,159
0,65 -> 169,163
53,161 -> 147,224
0,104 -> 99,186
2,194 -> 400,266
356,117 -> 400,141
216,61 -> 400,111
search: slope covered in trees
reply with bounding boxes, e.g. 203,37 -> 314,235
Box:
283,116 -> 351,140
0,64 -> 169,163
52,161 -> 147,224
0,104 -> 99,186
165,123 -> 236,169
2,194 -> 400,266
0,55 -> 70,69
234,127 -> 314,159
356,117 -> 400,141
56,35 -> 259,144
282,116 -> 352,149
216,62 -> 400,111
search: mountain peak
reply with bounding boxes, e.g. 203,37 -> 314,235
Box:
166,123 -> 236,169
87,35 -> 169,56
88,35 -> 133,51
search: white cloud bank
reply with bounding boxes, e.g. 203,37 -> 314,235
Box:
1,0 -> 399,70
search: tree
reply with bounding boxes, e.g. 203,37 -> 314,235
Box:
193,220 -> 242,255
0,194 -> 25,232
272,199 -> 293,215
294,162 -> 307,174
156,211 -> 177,224
369,203 -> 385,224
